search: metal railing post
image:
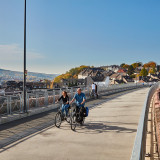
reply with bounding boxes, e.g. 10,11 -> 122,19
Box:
36,93 -> 39,107
59,88 -> 62,97
27,93 -> 30,110
7,96 -> 11,115
44,91 -> 48,106
20,94 -> 22,112
53,90 -> 55,104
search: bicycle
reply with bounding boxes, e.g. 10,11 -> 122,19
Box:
70,106 -> 86,131
55,103 -> 71,128
90,90 -> 98,99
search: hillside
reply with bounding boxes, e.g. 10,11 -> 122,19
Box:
53,65 -> 89,83
0,69 -> 58,81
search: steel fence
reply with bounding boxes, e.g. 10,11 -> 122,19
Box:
0,83 -> 149,116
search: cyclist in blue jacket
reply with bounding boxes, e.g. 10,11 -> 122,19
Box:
70,88 -> 86,123
70,88 -> 86,107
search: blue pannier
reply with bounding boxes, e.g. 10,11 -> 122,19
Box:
85,107 -> 89,117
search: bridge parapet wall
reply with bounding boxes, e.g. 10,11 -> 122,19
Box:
154,88 -> 160,155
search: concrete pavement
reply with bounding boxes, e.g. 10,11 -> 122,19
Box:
0,88 -> 149,160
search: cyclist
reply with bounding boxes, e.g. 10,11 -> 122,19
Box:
70,88 -> 86,122
95,83 -> 98,98
56,91 -> 70,117
91,82 -> 96,96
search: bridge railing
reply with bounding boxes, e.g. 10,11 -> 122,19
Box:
130,82 -> 160,160
0,83 -> 149,116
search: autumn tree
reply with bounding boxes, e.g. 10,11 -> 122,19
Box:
140,68 -> 148,77
53,65 -> 89,84
149,67 -> 156,74
123,64 -> 129,69
143,61 -> 156,68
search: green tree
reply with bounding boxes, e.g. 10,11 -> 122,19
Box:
130,74 -> 136,78
120,63 -> 125,68
140,68 -> 148,77
128,65 -> 134,76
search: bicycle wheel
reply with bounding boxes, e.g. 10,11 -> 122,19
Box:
66,115 -> 71,123
71,113 -> 77,131
66,108 -> 71,123
55,112 -> 62,128
80,117 -> 85,126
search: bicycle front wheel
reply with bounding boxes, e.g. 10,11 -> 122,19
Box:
71,113 -> 77,131
66,108 -> 71,124
55,112 -> 62,128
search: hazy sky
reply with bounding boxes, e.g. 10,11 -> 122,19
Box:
0,0 -> 160,74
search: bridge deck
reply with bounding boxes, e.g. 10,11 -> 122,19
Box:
0,88 -> 149,160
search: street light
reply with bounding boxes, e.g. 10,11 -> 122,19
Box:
23,0 -> 27,112
135,61 -> 140,87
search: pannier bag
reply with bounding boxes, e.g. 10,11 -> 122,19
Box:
85,107 -> 89,117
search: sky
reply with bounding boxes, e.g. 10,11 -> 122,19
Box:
0,0 -> 160,74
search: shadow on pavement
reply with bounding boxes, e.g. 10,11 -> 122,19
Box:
76,122 -> 137,134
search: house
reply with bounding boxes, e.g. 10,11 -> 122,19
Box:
133,76 -> 150,83
94,76 -> 110,87
122,76 -> 134,83
148,73 -> 159,80
117,69 -> 127,74
109,73 -> 133,84
101,65 -> 120,72
102,70 -> 115,77
85,76 -> 110,87
60,78 -> 77,87
78,68 -> 104,80
110,73 -> 123,81
77,79 -> 85,86
54,78 -> 86,88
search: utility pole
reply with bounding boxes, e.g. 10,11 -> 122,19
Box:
23,0 -> 27,112
136,61 -> 139,87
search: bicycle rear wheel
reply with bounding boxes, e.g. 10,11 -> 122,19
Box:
80,117 -> 85,125
55,112 -> 62,128
71,113 -> 77,131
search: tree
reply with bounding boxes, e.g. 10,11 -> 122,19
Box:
149,67 -> 156,74
140,68 -> 148,77
120,63 -> 125,68
132,62 -> 142,69
123,64 -> 129,69
53,65 -> 89,84
130,74 -> 135,78
143,61 -> 156,68
128,65 -> 134,76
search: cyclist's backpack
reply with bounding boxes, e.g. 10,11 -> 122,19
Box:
85,107 -> 89,117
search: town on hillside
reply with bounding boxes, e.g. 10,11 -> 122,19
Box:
0,61 -> 159,93
52,61 -> 160,88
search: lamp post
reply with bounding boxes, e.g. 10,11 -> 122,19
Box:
23,0 -> 27,112
135,61 -> 139,87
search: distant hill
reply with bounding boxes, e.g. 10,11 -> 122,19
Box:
0,69 -> 59,81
